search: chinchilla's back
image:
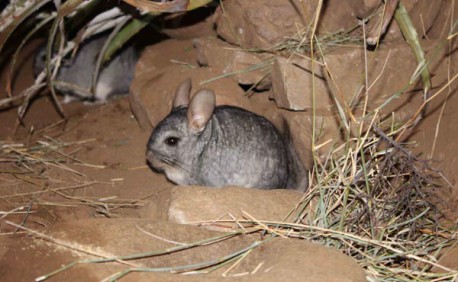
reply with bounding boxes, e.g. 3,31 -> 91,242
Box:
34,34 -> 138,101
198,106 -> 293,189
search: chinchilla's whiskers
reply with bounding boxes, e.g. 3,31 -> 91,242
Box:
153,150 -> 196,177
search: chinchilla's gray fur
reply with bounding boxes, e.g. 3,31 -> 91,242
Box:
33,34 -> 138,102
146,79 -> 308,191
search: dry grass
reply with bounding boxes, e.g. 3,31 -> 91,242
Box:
273,25 -> 363,55
0,132 -> 149,224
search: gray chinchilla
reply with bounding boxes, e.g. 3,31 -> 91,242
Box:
33,34 -> 138,102
146,79 -> 308,191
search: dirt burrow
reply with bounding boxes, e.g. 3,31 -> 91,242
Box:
0,1 -> 457,280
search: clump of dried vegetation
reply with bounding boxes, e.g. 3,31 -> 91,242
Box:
1,0 -> 457,281
0,0 -> 214,120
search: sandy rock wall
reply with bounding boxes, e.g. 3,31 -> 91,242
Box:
215,0 -> 448,50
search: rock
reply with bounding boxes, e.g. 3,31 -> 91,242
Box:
270,109 -> 342,169
312,0 -> 444,42
268,42 -> 431,153
167,186 -> 305,230
323,42 -> 423,113
272,110 -> 312,168
379,0 -> 446,43
139,184 -> 173,221
194,37 -> 272,89
215,0 -> 316,49
159,7 -> 217,40
0,218 -> 367,281
239,38 -> 440,115
239,238 -> 368,282
424,0 -> 455,39
213,0 -> 371,49
270,41 -> 439,160
270,55 -> 329,111
215,0 -> 447,50
317,0 -> 368,35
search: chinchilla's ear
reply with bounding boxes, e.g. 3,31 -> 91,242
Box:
186,89 -> 216,133
173,78 -> 192,109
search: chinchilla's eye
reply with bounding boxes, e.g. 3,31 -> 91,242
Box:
165,136 -> 180,146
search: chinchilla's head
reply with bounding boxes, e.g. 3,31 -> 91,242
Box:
33,45 -> 47,78
146,78 -> 216,185
33,44 -> 76,79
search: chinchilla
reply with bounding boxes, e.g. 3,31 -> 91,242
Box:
33,34 -> 138,102
146,79 -> 308,191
